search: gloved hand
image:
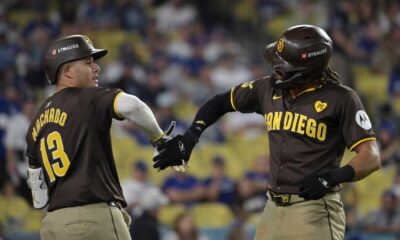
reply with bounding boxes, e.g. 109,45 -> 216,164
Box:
152,121 -> 188,172
298,172 -> 336,200
153,130 -> 199,171
299,165 -> 355,200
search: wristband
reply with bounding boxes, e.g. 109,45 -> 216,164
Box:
330,165 -> 355,185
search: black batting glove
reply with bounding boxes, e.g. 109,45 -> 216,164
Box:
299,165 -> 355,200
298,172 -> 335,200
153,130 -> 199,171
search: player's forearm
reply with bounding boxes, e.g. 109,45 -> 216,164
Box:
348,140 -> 381,181
188,91 -> 234,137
115,93 -> 163,141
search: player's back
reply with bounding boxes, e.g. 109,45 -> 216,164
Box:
26,87 -> 125,211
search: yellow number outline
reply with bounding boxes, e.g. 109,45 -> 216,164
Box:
40,131 -> 70,182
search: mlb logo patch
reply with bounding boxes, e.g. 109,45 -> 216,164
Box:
51,49 -> 57,55
301,53 -> 307,59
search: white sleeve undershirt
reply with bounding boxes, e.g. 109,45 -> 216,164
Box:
115,93 -> 163,141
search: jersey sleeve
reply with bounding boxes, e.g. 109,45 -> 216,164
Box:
230,78 -> 266,114
339,90 -> 376,151
79,88 -> 125,130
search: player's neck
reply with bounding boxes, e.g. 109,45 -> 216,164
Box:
55,79 -> 75,93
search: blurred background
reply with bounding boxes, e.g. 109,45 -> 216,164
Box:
1,0 -> 400,239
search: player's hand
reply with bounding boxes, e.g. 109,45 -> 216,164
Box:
298,172 -> 336,200
152,121 -> 189,172
153,130 -> 198,171
151,121 -> 176,146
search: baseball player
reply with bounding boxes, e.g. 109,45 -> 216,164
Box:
25,35 -> 175,240
153,25 -> 381,239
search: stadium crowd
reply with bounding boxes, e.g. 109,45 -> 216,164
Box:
1,0 -> 400,239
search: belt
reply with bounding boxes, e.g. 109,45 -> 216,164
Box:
108,201 -> 122,210
268,190 -> 306,206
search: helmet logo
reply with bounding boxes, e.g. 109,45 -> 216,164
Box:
303,48 -> 328,59
277,38 -> 285,53
83,35 -> 93,46
51,49 -> 57,55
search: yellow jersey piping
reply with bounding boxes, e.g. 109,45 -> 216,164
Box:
349,137 -> 376,151
230,87 -> 238,111
113,92 -> 124,119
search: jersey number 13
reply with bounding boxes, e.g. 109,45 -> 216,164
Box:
40,131 -> 71,182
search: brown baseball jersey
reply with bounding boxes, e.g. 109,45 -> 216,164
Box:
230,77 -> 376,193
26,87 -> 126,211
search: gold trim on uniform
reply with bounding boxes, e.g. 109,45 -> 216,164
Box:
349,137 -> 376,151
230,87 -> 238,111
291,87 -> 316,99
113,92 -> 124,119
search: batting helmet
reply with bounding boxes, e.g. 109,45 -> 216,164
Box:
264,24 -> 333,90
44,35 -> 107,84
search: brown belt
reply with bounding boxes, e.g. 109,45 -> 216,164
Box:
268,190 -> 306,206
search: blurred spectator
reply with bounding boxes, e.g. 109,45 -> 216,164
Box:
377,121 -> 400,166
24,26 -> 52,88
194,0 -> 234,31
210,53 -> 252,92
77,0 -> 119,30
203,155 -> 237,208
155,91 -> 187,135
130,184 -> 168,240
166,26 -> 194,65
0,222 -> 3,240
0,28 -> 15,74
363,190 -> 400,236
5,99 -> 35,203
155,0 -> 197,33
344,204 -> 364,240
121,160 -> 166,219
0,181 -> 32,237
391,173 -> 400,198
373,23 -> 400,76
327,0 -> 362,87
145,71 -> 168,106
57,0 -> 79,24
164,212 -> 209,240
117,0 -> 148,34
238,155 -> 269,213
0,86 -> 21,188
227,220 -> 247,240
222,111 -> 265,139
257,0 -> 289,21
22,10 -> 57,38
162,172 -> 204,206
355,20 -> 381,65
202,28 -> 229,64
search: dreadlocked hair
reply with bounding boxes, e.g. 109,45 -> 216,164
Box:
322,67 -> 340,84
312,67 -> 340,88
